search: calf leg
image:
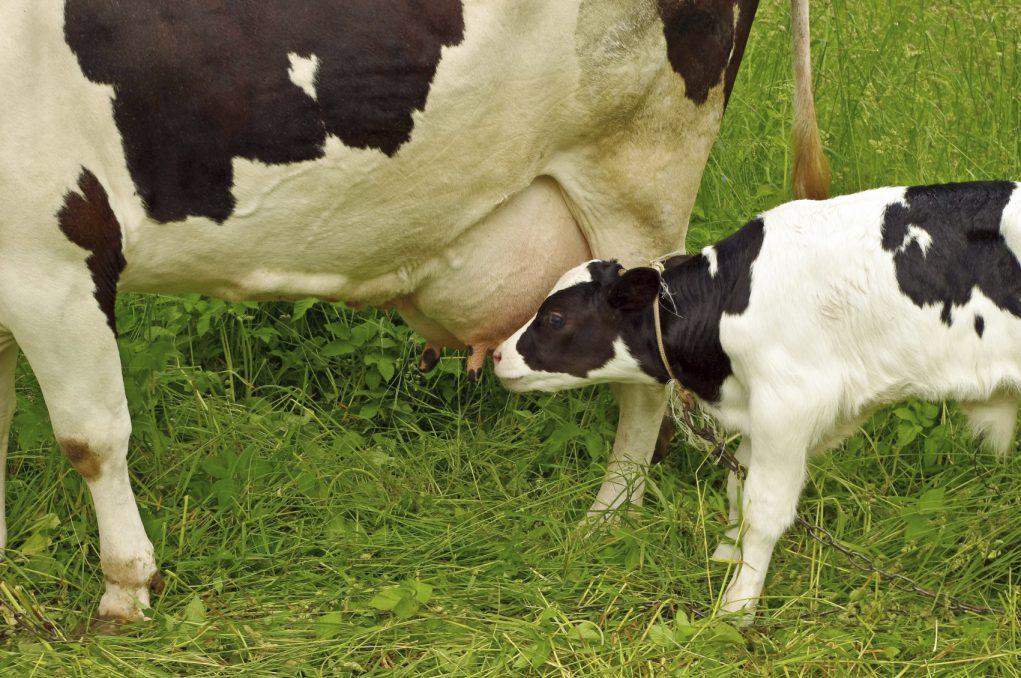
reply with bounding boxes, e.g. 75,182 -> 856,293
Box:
721,426 -> 810,623
0,334 -> 18,549
712,439 -> 751,563
587,383 -> 669,519
961,397 -> 1018,457
10,283 -> 156,621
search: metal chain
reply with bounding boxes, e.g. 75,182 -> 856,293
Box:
669,387 -> 1002,616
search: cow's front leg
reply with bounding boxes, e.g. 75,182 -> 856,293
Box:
586,383 -> 669,520
720,424 -> 809,624
11,277 -> 158,622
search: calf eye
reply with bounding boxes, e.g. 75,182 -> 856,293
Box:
547,312 -> 565,329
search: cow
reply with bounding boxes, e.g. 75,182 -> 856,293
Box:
493,181 -> 1021,623
0,1 -> 827,621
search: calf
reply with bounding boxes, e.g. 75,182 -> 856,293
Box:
494,181 -> 1021,621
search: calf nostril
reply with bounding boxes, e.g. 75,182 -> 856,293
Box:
493,351 -> 502,364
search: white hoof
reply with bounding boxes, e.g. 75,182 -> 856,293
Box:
576,507 -> 624,536
97,581 -> 150,622
711,541 -> 742,563
720,583 -> 760,627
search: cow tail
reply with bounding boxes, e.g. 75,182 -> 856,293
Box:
791,0 -> 830,200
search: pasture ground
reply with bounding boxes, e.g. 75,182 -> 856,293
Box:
3,0 -> 1021,674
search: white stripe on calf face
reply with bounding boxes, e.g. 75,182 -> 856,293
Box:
550,260 -> 599,293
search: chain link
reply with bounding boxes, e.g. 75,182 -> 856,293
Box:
669,387 -> 1002,616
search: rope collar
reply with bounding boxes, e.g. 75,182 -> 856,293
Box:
648,259 -> 679,384
651,293 -> 678,384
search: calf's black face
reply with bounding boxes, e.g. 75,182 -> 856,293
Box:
495,261 -> 664,392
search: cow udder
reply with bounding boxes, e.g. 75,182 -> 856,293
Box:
395,177 -> 592,375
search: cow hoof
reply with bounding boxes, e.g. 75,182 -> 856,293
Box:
467,368 -> 481,382
576,505 -> 630,534
418,346 -> 440,373
89,616 -> 133,635
97,582 -> 150,623
717,607 -> 755,629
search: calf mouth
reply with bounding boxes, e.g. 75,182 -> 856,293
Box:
497,375 -> 528,392
493,367 -> 530,391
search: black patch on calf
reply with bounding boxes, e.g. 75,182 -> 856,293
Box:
57,169 -> 126,335
653,218 -> 765,401
64,1 -> 465,224
881,182 -> 1020,326
657,0 -> 737,105
975,314 -> 985,338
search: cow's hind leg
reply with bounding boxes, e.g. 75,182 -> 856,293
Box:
0,334 -> 18,549
961,397 -> 1018,457
586,383 -> 670,520
8,277 -> 157,621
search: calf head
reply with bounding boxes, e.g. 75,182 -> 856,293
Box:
494,260 -> 666,392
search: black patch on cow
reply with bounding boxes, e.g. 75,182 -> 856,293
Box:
57,169 -> 126,335
657,0 -> 737,105
975,314 -> 985,338
64,1 -> 465,224
651,218 -> 765,401
880,182 -> 1020,327
516,262 -> 624,378
723,0 -> 758,107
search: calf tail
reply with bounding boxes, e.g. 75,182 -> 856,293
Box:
791,0 -> 830,200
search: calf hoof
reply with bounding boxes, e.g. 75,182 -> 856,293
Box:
711,541 -> 742,563
720,583 -> 760,628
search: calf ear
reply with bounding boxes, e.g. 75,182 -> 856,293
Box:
606,267 -> 661,312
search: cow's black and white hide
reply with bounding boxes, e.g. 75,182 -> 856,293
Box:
495,181 -> 1021,621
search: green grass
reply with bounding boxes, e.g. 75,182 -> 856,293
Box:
3,0 -> 1021,674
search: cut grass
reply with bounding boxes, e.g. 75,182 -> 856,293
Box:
3,0 -> 1021,674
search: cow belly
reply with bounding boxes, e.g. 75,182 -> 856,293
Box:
395,177 -> 591,367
